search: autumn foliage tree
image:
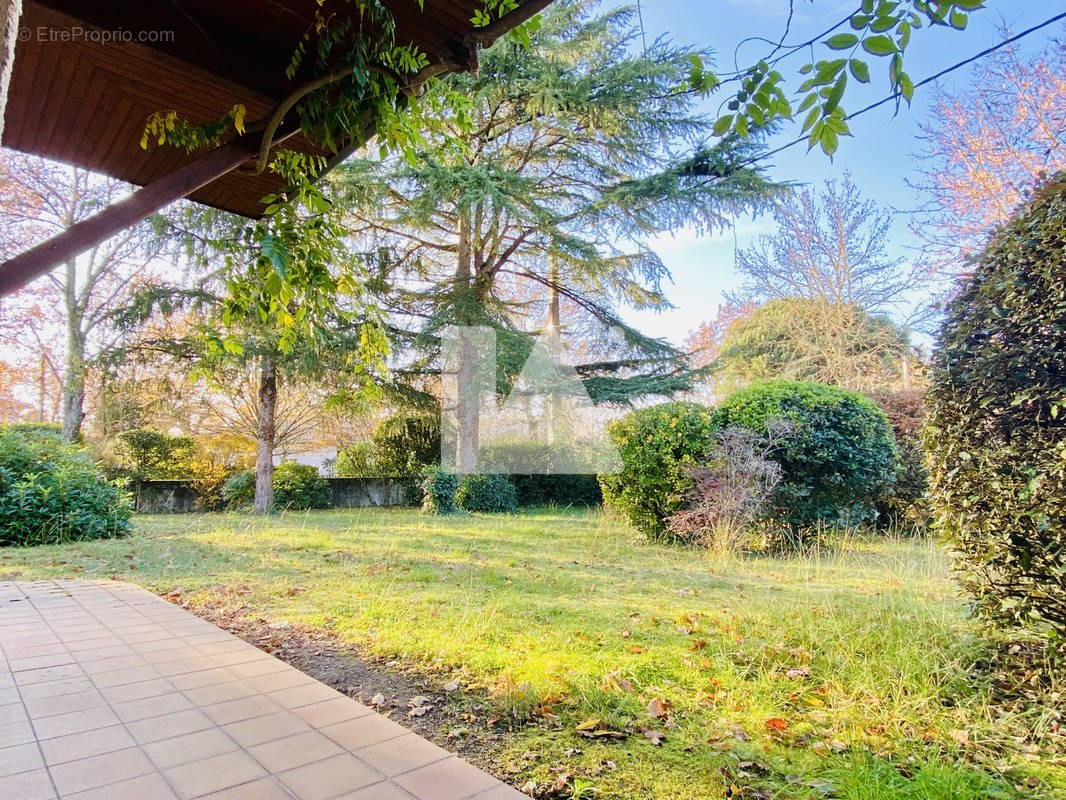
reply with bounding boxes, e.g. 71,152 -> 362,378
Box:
0,151 -> 164,440
911,30 -> 1066,279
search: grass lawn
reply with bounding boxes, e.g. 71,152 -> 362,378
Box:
1,508 -> 1061,799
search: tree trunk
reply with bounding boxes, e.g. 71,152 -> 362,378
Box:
253,354 -> 278,514
60,259 -> 85,441
453,209 -> 479,473
59,361 -> 85,441
37,353 -> 46,422
455,328 -> 480,473
546,253 -> 562,447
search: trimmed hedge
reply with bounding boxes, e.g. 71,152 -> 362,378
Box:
0,425 -> 131,546
510,474 -> 602,507
421,466 -> 458,514
272,462 -> 331,510
600,402 -> 716,540
711,381 -> 897,530
222,469 -> 256,507
456,473 -> 518,513
926,176 -> 1066,638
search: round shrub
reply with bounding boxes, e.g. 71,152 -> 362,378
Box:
926,176 -> 1066,638
0,425 -> 132,546
221,469 -> 256,508
599,402 -> 715,540
371,414 -> 440,477
456,474 -> 518,513
421,466 -> 458,514
272,462 -> 331,510
711,381 -> 897,530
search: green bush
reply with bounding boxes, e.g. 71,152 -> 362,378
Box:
113,428 -> 195,480
926,176 -> 1066,639
421,466 -> 458,514
600,402 -> 715,540
221,469 -> 256,508
868,389 -> 930,529
273,462 -> 331,510
456,473 -> 518,513
711,381 -> 897,530
336,441 -> 375,478
371,414 -> 440,477
6,422 -> 63,439
0,425 -> 132,546
510,474 -> 602,507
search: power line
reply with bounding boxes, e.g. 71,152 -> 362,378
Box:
742,9 -> 1066,168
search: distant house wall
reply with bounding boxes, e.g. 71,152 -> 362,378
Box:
272,447 -> 338,473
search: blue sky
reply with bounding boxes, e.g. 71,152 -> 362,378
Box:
620,0 -> 1064,344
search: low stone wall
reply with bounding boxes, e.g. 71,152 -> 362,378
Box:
132,478 -> 420,514
329,478 -> 420,508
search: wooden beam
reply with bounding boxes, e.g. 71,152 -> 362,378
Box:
0,139 -> 253,297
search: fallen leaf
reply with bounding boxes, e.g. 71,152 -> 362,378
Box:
444,681 -> 460,692
647,697 -> 670,719
643,729 -> 666,745
765,717 -> 789,731
950,729 -> 970,746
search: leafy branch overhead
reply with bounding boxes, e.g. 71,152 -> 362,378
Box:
704,0 -> 985,154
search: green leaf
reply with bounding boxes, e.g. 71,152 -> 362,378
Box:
899,73 -> 915,103
849,59 -> 871,83
826,33 -> 859,50
802,105 -> 821,133
824,74 -> 847,115
862,35 -> 897,55
820,126 -> 840,155
713,115 -> 734,136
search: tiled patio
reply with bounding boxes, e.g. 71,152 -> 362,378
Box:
0,580 -> 523,800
